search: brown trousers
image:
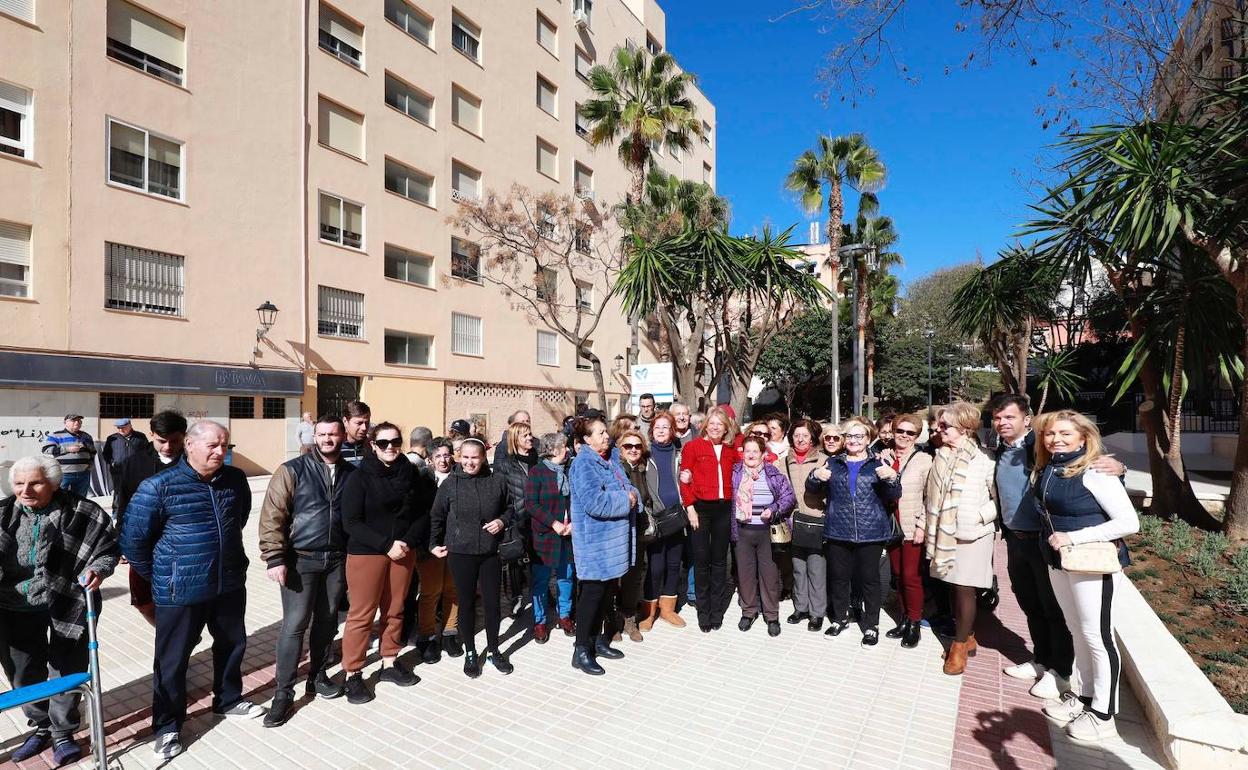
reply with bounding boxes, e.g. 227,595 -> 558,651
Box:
342,552 -> 416,672
735,526 -> 781,622
415,555 -> 459,637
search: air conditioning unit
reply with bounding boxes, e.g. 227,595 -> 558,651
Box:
573,9 -> 588,28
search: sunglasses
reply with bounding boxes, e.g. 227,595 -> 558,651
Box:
895,428 -> 920,437
750,431 -> 768,437
373,438 -> 402,449
938,422 -> 954,431
823,435 -> 842,441
620,443 -> 643,450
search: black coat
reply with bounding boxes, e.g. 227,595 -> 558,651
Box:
115,446 -> 177,527
341,453 -> 426,556
428,464 -> 516,556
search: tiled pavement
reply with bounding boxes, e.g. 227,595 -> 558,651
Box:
2,496 -> 1168,769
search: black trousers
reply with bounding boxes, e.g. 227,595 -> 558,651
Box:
827,540 -> 885,629
644,532 -> 684,600
689,500 -> 732,626
1006,530 -> 1075,678
0,609 -> 90,741
448,551 -> 502,654
153,589 -> 248,736
575,579 -> 617,648
274,551 -> 345,699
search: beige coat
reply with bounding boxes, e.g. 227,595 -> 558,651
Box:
781,449 -> 828,518
925,443 -> 997,541
880,447 -> 933,535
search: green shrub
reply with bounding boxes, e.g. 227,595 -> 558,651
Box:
1190,549 -> 1221,578
1231,544 -> 1248,573
1202,532 -> 1230,558
1154,528 -> 1180,561
1175,631 -> 1193,644
1191,626 -> 1214,639
1230,694 -> 1248,716
1170,521 -> 1195,553
1203,650 -> 1248,666
1199,661 -> 1223,676
1137,515 -> 1164,545
1156,611 -> 1178,624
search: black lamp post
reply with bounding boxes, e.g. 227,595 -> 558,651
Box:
250,301 -> 279,366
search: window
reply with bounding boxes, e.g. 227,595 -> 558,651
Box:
262,397 -> 286,419
385,0 -> 432,47
576,280 -> 593,312
702,121 -> 712,147
576,338 -> 593,370
451,237 -> 480,282
0,220 -> 31,298
451,13 -> 480,62
451,312 -> 482,356
318,285 -> 365,338
536,75 -> 557,116
385,330 -> 433,366
536,138 -> 558,178
575,48 -> 592,81
384,244 -> 433,287
537,12 -> 557,54
319,3 -> 364,69
451,86 -> 481,135
385,73 -> 433,126
574,104 -> 589,138
317,97 -> 364,158
106,0 -> 185,85
385,158 -> 434,206
573,0 -> 593,29
573,226 -> 591,255
450,161 -> 480,202
537,267 -> 557,302
0,0 -> 34,23
108,119 -> 183,200
703,162 -> 712,185
0,82 -> 32,159
319,192 -> 364,249
669,141 -> 679,160
574,162 -> 593,197
537,330 -> 558,366
99,392 -> 155,419
229,396 -> 255,419
105,242 -> 185,316
646,34 -> 661,55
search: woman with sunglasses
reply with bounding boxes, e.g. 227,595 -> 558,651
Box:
781,418 -> 828,631
732,435 -> 796,636
340,422 -> 424,704
614,429 -> 653,643
924,402 -> 997,676
430,438 -> 518,678
639,412 -> 687,630
878,414 -> 932,648
807,416 -> 902,646
745,422 -> 779,464
820,423 -> 844,457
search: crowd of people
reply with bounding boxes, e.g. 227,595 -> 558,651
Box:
0,392 -> 1140,765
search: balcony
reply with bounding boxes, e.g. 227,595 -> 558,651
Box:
107,38 -> 184,85
451,188 -> 479,204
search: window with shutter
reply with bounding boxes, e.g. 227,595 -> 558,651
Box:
537,139 -> 558,179
537,13 -> 557,54
0,0 -> 35,22
106,0 -> 185,85
451,13 -> 481,61
319,3 -> 364,68
318,97 -> 364,158
451,237 -> 480,282
451,161 -> 480,202
0,220 -> 31,298
0,81 -> 31,159
319,192 -> 364,249
537,330 -> 559,366
451,86 -> 481,134
537,76 -> 557,116
105,242 -> 185,316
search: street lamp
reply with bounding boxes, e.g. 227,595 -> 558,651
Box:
838,243 -> 877,417
250,301 -> 279,366
613,353 -> 625,373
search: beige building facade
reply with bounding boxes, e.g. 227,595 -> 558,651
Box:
0,0 -> 715,474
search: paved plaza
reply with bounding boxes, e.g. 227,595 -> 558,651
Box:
2,486 -> 1172,769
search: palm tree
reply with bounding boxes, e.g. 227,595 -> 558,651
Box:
785,133 -> 886,420
621,167 -> 729,242
843,193 -> 901,416
579,47 -> 703,207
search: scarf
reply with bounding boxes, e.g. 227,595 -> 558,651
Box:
735,462 -> 764,522
543,458 -> 569,497
925,442 -> 978,578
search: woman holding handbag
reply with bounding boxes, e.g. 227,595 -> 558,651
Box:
731,435 -> 796,636
614,429 -> 652,643
879,413 -> 933,648
1031,411 -> 1138,744
524,433 -> 575,645
782,419 -> 829,632
641,412 -> 688,630
494,422 -> 535,620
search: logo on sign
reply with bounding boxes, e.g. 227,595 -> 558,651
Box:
214,369 -> 266,389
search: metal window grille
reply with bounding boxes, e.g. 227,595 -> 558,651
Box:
262,397 -> 286,419
99,392 -> 154,419
105,242 -> 184,316
318,285 -> 365,338
537,330 -> 558,365
229,396 -> 255,419
451,312 -> 482,355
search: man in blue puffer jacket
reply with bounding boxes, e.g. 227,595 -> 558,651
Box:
121,420 -> 264,760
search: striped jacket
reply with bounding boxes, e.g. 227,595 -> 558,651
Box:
41,430 -> 97,475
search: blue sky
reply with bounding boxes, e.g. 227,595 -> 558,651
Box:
664,1 -> 1078,289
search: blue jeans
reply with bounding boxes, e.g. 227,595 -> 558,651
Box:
530,552 -> 574,625
687,566 -> 697,602
61,472 -> 90,496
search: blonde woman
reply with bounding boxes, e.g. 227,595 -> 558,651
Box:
820,422 -> 844,456
1032,411 -> 1138,744
924,402 -> 997,675
879,413 -> 933,648
678,406 -> 740,632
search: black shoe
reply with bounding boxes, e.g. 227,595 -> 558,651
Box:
861,628 -> 880,647
886,619 -> 911,639
463,651 -> 481,679
901,622 -> 922,648
443,633 -> 464,658
767,621 -> 781,637
263,696 -> 294,728
808,617 -> 824,632
344,673 -> 373,705
786,611 -> 808,625
825,620 -> 849,637
378,660 -> 420,687
421,639 -> 442,665
488,651 -> 514,675
711,621 -> 723,630
594,636 -> 625,660
572,645 -> 605,675
738,615 -> 757,632
700,624 -> 713,633
307,671 -> 344,699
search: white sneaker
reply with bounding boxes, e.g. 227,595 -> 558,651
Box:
1029,670 -> 1067,700
214,700 -> 267,719
1003,661 -> 1045,680
1043,691 -> 1086,725
1065,711 -> 1117,743
153,732 -> 183,759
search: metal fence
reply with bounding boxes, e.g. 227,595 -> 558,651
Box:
1067,389 -> 1240,434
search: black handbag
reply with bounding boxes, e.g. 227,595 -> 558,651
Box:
498,524 -> 528,564
884,510 -> 904,547
652,503 -> 689,538
790,512 -> 824,550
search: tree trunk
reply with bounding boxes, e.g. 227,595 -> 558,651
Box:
1037,381 -> 1050,415
1222,295 -> 1248,540
591,356 -> 609,414
866,335 -> 876,419
827,183 -> 844,422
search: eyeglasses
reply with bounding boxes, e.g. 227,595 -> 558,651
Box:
844,433 -> 868,440
620,443 -> 643,450
373,438 -> 402,449
895,428 -> 920,437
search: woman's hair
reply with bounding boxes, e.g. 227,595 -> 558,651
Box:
764,412 -> 790,435
9,455 -> 63,488
536,432 -> 565,458
875,414 -> 895,432
821,422 -> 843,437
505,421 -> 532,455
572,415 -> 606,443
459,437 -> 486,456
741,434 -> 768,456
616,429 -> 649,459
703,406 -> 739,443
1032,410 -> 1105,480
368,421 -> 401,443
744,420 -> 769,437
893,413 -> 924,431
609,415 -> 636,444
648,411 -> 675,442
938,401 -> 982,440
789,418 -> 822,444
840,416 -> 876,441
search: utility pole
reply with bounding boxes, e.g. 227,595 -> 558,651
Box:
830,274 -> 840,424
839,243 -> 877,418
924,329 -> 934,407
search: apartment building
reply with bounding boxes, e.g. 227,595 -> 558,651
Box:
0,0 -> 716,474
1154,0 -> 1246,116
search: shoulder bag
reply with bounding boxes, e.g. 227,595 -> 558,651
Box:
498,523 -> 528,564
653,503 -> 688,538
1039,470 -> 1121,575
790,513 -> 823,550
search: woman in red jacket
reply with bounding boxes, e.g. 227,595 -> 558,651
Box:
679,406 -> 739,632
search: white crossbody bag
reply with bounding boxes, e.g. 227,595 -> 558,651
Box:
1039,471 -> 1122,575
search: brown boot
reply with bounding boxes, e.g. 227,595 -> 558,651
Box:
610,611 -> 623,642
637,600 -> 659,632
658,596 -> 686,628
966,633 -> 978,657
623,614 -> 644,643
944,640 -> 969,676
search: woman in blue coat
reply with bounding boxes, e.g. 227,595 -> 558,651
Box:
807,416 -> 902,646
568,415 -> 638,675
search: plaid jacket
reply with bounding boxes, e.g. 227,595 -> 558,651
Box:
0,490 -> 119,640
524,462 -> 572,567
